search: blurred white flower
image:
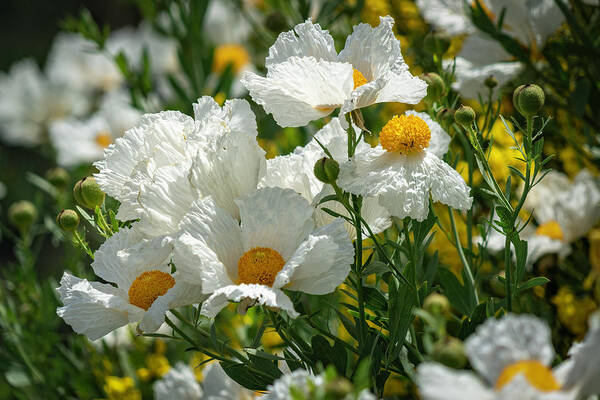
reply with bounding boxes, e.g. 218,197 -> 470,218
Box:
202,362 -> 256,400
174,187 -> 354,319
0,59 -> 89,147
242,16 -> 426,127
338,111 -> 471,221
154,363 -> 203,400
417,313 -> 600,399
57,225 -> 204,340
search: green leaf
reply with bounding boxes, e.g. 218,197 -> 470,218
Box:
518,277 -> 550,292
220,361 -> 277,391
438,267 -> 473,315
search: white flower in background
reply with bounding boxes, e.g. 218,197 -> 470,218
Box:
174,187 -> 354,318
153,363 -> 203,400
204,0 -> 252,45
57,226 -> 204,340
202,362 -> 257,400
94,97 -> 257,236
417,0 -> 565,98
242,16 -> 426,127
45,33 -> 122,93
0,59 -> 89,147
260,118 -> 391,239
338,111 -> 471,221
417,313 -> 600,399
49,92 -> 142,167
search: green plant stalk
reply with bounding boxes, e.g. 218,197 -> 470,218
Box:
448,206 -> 479,305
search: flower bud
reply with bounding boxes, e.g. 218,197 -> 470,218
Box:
484,75 -> 498,89
432,337 -> 467,369
513,84 -> 545,117
46,167 -> 69,189
73,176 -> 105,209
314,157 -> 340,184
8,201 -> 37,232
57,209 -> 80,231
436,108 -> 455,126
454,105 -> 476,128
423,32 -> 450,56
423,293 -> 451,316
421,73 -> 446,103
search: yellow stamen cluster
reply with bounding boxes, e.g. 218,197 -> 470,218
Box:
238,247 -> 285,287
95,131 -> 112,148
495,360 -> 561,392
535,220 -> 564,240
379,114 -> 431,154
353,68 -> 368,89
212,44 -> 250,74
128,270 -> 175,311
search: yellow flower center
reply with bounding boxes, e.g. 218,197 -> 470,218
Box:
95,131 -> 112,148
212,44 -> 250,74
128,270 -> 175,311
353,68 -> 368,89
379,114 -> 431,154
237,247 -> 285,287
495,360 -> 561,392
535,220 -> 564,240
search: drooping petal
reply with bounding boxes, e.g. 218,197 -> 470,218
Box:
426,153 -> 473,212
200,284 -> 298,318
236,187 -> 315,259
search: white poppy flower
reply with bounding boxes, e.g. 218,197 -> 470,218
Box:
202,362 -> 257,400
338,111 -> 472,221
242,16 -> 426,127
416,0 -> 480,36
0,59 -> 89,147
260,118 -> 391,239
94,97 -> 257,236
57,226 -> 204,340
174,187 -> 354,318
417,313 -> 600,399
153,363 -> 203,400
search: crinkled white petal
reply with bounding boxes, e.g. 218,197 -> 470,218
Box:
406,110 -> 451,158
416,0 -> 477,35
190,131 -> 265,219
416,362 -> 494,400
56,273 -> 143,341
274,218 -> 353,294
242,56 -> 353,127
236,187 -> 315,260
92,225 -> 173,290
465,314 -> 554,384
448,57 -> 523,99
193,96 -> 257,138
201,362 -> 256,399
200,284 -> 298,319
260,152 -> 316,201
266,19 -> 337,67
263,370 -> 324,400
175,197 -> 243,291
153,362 -> 202,400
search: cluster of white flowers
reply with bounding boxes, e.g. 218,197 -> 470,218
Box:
415,0 -> 566,98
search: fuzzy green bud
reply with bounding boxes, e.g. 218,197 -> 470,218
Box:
436,108 -> 455,126
423,32 -> 450,56
45,167 -> 69,189
8,201 -> 37,232
513,84 -> 545,117
454,105 -> 476,127
432,337 -> 467,369
423,293 -> 451,316
73,176 -> 105,209
57,209 -> 80,231
314,157 -> 340,184
421,73 -> 446,103
484,75 -> 498,89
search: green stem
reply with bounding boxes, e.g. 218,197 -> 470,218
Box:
504,233 -> 513,312
448,207 -> 479,306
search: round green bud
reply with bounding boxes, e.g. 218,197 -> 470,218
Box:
423,32 -> 451,56
432,337 -> 467,369
314,157 -> 340,184
8,201 -> 37,232
436,108 -> 455,126
514,84 -> 545,117
45,167 -> 69,189
423,293 -> 451,316
421,73 -> 446,103
56,209 -> 80,231
484,75 -> 498,89
454,105 -> 476,127
74,176 -> 105,209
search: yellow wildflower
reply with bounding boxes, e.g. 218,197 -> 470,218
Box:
552,287 -> 597,336
103,376 -> 141,400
